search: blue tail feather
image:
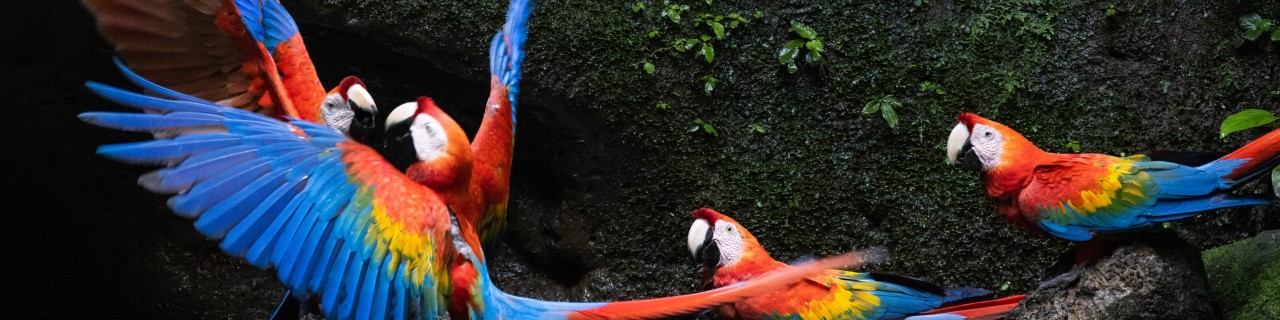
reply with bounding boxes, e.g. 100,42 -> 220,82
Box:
1145,194 -> 1273,222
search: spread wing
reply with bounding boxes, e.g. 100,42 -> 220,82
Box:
82,0 -> 324,120
80,74 -> 454,320
1018,155 -> 1159,241
468,0 -> 534,241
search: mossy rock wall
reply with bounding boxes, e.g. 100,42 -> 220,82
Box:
1203,230 -> 1280,320
291,0 -> 1280,300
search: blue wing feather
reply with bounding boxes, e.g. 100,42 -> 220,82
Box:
82,74 -> 451,319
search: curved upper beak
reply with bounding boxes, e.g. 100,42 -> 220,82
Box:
946,123 -> 981,171
345,84 -> 380,142
687,219 -> 719,268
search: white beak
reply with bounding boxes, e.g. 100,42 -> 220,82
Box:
687,219 -> 710,258
946,123 -> 970,164
385,102 -> 417,132
346,84 -> 376,112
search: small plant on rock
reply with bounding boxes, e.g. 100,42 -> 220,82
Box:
778,21 -> 825,73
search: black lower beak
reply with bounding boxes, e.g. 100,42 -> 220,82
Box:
348,104 -> 379,144
699,242 -> 720,269
692,227 -> 719,268
956,141 -> 983,171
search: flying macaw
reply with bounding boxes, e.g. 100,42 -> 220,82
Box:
78,67 -> 884,319
686,208 -> 1024,320
82,0 -> 381,138
944,113 -> 1280,244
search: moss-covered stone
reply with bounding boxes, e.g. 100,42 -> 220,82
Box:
1203,230 -> 1280,320
291,0 -> 1280,303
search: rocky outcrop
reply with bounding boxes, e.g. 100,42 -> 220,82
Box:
1010,231 -> 1215,319
1203,229 -> 1280,320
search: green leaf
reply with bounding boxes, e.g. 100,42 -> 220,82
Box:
643,62 -> 655,74
703,123 -> 718,136
1273,29 -> 1280,41
882,104 -> 899,129
808,49 -> 822,63
862,99 -> 881,114
701,75 -> 718,96
729,20 -> 740,28
1220,108 -> 1278,138
673,38 -> 699,52
805,39 -> 824,52
752,124 -> 766,133
1065,139 -> 1082,152
656,101 -> 668,109
700,34 -> 712,41
753,10 -> 763,18
710,21 -> 725,39
790,21 -> 818,39
632,2 -> 645,12
779,39 -> 804,64
1272,166 -> 1279,198
786,61 -> 798,73
704,0 -> 712,4
648,30 -> 659,38
700,42 -> 715,63
1240,13 -> 1273,41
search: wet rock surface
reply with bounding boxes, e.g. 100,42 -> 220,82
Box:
1202,229 -> 1280,320
1010,231 -> 1215,319
9,0 -> 1280,319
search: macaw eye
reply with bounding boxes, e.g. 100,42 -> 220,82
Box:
984,131 -> 992,137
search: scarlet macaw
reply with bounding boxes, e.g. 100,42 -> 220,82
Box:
945,113 -> 1279,243
82,0 -> 380,137
463,0 -> 533,242
687,208 -> 1024,320
78,67 -> 883,319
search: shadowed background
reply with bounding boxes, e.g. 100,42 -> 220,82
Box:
4,0 -> 1278,318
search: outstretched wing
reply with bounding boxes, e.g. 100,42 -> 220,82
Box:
82,0 -> 324,120
80,76 -> 453,320
468,0 -> 535,241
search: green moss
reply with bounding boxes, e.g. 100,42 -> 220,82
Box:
1203,232 -> 1280,320
299,0 -> 1280,300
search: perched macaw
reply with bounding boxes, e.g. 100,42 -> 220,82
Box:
78,67 -> 884,319
463,0 -> 533,242
82,0 -> 380,136
687,208 -> 1024,320
945,113 -> 1280,243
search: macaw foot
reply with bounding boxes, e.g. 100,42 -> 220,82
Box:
1036,262 -> 1090,290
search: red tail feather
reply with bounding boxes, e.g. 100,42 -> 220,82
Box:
919,295 -> 1024,320
1220,128 -> 1280,180
568,249 -> 884,320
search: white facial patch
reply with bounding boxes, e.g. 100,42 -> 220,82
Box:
969,124 -> 1005,171
713,220 -> 744,266
385,102 -> 417,132
346,84 -> 376,112
946,123 -> 969,164
320,93 -> 354,132
410,114 -> 448,161
687,219 -> 711,258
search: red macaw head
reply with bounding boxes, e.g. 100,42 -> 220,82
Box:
320,76 -> 379,142
383,97 -> 474,198
946,113 -> 1042,172
687,208 -> 771,271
